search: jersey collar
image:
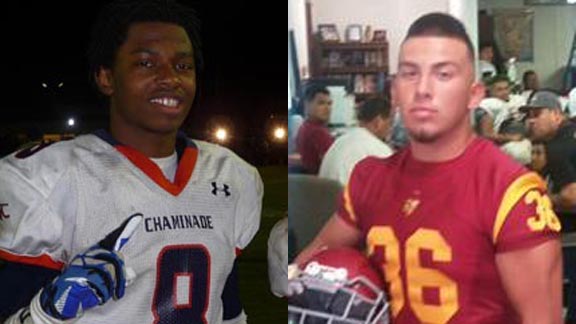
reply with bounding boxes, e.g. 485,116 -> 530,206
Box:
94,129 -> 198,196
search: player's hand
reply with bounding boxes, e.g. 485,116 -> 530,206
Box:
39,213 -> 142,320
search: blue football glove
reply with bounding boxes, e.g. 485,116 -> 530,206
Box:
40,213 -> 142,320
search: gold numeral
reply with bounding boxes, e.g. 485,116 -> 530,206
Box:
367,226 -> 458,324
525,190 -> 561,232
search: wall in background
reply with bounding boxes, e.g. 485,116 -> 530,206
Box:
479,0 -> 576,90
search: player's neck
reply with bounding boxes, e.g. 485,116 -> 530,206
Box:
410,127 -> 476,163
110,126 -> 177,158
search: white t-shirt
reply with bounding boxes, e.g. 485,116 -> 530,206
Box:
569,87 -> 576,118
0,131 -> 263,324
479,60 -> 496,78
318,127 -> 393,185
151,151 -> 178,182
479,95 -> 526,132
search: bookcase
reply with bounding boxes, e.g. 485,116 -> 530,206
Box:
310,40 -> 389,100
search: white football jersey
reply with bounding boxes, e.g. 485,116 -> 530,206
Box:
267,217 -> 288,297
0,131 -> 263,323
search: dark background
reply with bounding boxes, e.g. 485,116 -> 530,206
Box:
0,0 -> 286,166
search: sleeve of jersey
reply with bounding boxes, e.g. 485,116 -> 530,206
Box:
492,172 -> 561,253
0,160 -> 70,271
336,160 -> 367,229
233,164 -> 264,253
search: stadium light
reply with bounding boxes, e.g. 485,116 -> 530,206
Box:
67,118 -> 75,127
214,127 -> 228,142
273,126 -> 286,141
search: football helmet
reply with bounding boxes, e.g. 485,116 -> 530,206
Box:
288,247 -> 389,324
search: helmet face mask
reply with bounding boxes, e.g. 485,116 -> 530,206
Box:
288,248 -> 390,324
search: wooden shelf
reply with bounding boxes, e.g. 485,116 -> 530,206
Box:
310,34 -> 389,97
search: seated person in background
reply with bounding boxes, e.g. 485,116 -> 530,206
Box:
530,141 -> 547,174
521,70 -> 539,102
478,43 -> 497,78
295,85 -> 334,174
498,118 -> 531,166
480,74 -> 525,128
523,89 -> 576,230
473,106 -> 524,145
319,97 -> 394,185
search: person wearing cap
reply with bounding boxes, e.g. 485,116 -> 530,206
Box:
523,89 -> 576,230
318,97 -> 394,185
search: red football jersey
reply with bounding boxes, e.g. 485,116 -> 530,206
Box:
338,137 -> 560,324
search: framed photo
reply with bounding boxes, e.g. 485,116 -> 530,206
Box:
318,24 -> 340,42
493,9 -> 534,61
346,24 -> 363,42
372,29 -> 387,42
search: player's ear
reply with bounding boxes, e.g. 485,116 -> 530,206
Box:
467,81 -> 485,111
95,66 -> 115,96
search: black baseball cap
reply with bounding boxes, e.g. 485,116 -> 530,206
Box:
519,90 -> 562,113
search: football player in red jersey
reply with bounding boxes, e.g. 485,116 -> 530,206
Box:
294,12 -> 562,324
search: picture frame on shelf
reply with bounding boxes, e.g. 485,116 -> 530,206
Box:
346,24 -> 363,42
318,24 -> 340,42
372,29 -> 387,42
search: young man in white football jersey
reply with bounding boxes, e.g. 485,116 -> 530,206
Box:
0,1 -> 263,323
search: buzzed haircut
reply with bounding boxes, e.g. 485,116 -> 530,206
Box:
87,0 -> 203,89
488,74 -> 510,87
356,97 -> 391,123
303,85 -> 330,103
404,12 -> 475,61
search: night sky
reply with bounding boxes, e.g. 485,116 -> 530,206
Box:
1,1 -> 285,164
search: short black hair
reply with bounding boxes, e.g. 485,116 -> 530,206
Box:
488,74 -> 511,87
404,12 -> 475,60
303,85 -> 330,102
87,0 -> 203,88
522,70 -> 537,87
356,97 -> 391,123
479,42 -> 493,52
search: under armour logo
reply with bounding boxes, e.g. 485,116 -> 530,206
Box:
0,203 -> 10,220
211,182 -> 231,197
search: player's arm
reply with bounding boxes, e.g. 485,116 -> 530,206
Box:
493,172 -> 563,324
293,213 -> 361,267
495,239 -> 563,324
3,215 -> 142,324
221,261 -> 247,324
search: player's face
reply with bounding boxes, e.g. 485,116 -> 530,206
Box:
97,22 -> 196,137
394,36 -> 483,143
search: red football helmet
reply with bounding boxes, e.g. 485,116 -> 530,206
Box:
288,247 -> 389,324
